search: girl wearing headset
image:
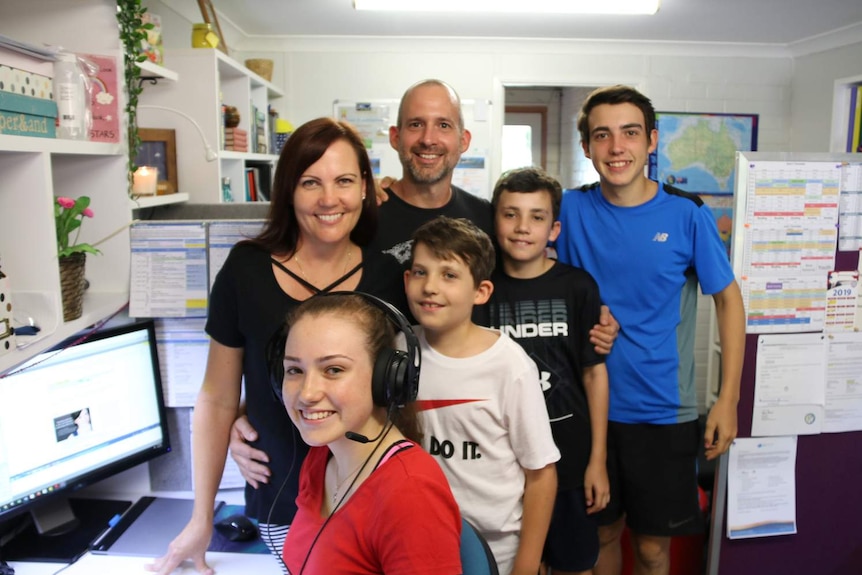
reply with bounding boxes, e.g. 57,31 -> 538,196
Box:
275,293 -> 461,574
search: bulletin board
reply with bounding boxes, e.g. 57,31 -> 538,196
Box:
333,98 -> 494,200
708,152 -> 862,575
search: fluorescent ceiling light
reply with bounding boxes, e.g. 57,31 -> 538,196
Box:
354,0 -> 661,15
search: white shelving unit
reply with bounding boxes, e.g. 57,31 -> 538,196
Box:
829,73 -> 862,153
137,60 -> 179,83
0,0 -> 134,376
0,135 -> 131,375
138,49 -> 282,203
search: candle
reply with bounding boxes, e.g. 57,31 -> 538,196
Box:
133,166 -> 158,196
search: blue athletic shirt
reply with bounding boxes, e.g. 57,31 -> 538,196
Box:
555,183 -> 735,424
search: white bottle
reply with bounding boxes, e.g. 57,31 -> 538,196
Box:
53,52 -> 88,140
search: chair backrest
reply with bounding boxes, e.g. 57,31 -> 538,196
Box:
460,518 -> 499,575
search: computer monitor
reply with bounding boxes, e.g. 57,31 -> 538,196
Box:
0,319 -> 171,562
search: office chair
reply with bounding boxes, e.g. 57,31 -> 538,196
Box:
460,518 -> 499,575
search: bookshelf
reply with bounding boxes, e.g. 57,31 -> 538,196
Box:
137,49 -> 282,203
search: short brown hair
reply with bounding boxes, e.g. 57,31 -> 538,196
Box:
491,167 -> 562,220
409,216 -> 495,286
577,85 -> 656,145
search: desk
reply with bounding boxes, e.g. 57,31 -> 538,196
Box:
6,486 -> 282,575
10,550 -> 283,574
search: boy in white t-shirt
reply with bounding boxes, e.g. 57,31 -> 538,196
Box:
404,216 -> 560,575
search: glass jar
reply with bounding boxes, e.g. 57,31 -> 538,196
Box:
191,23 -> 218,49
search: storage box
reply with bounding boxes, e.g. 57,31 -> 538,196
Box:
0,91 -> 57,138
0,64 -> 52,99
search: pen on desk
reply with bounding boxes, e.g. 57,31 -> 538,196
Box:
89,513 -> 124,551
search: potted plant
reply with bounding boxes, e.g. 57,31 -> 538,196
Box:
116,0 -> 154,194
55,196 -> 100,321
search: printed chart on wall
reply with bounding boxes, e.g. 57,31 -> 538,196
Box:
734,160 -> 841,334
130,222 -> 208,318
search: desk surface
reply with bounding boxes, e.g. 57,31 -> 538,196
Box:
6,490 -> 280,575
10,550 -> 283,575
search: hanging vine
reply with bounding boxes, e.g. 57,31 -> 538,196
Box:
116,0 -> 153,194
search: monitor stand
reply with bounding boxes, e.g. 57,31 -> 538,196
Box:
2,497 -> 131,563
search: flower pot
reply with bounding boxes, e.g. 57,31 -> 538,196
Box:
59,252 -> 86,322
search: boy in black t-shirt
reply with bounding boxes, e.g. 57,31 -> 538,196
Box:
482,167 -> 610,575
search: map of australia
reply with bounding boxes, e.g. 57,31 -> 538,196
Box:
650,113 -> 757,194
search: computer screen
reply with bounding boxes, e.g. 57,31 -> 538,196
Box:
0,319 -> 171,561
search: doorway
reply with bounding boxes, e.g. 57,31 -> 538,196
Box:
502,85 -> 599,188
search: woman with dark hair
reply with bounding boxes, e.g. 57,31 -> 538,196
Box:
149,118 -> 405,575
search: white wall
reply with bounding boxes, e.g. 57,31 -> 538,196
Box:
790,40 -> 862,151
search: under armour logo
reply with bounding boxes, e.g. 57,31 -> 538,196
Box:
652,232 -> 669,242
539,371 -> 551,391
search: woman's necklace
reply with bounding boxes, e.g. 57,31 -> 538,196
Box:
330,457 -> 364,506
293,247 -> 353,290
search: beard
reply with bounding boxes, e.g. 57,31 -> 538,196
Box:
399,149 -> 454,185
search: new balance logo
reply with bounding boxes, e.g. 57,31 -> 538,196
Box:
652,232 -> 669,242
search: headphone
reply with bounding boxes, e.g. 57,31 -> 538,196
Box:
267,291 -> 420,408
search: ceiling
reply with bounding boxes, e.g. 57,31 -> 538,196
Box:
213,0 -> 862,46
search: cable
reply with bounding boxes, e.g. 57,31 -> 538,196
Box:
137,105 -> 218,162
262,419 -> 298,575
298,419 -> 395,575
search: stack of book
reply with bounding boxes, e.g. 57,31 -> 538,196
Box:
224,127 -> 248,152
847,85 -> 862,153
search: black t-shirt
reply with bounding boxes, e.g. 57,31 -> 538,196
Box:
479,261 -> 605,490
206,242 -> 406,523
368,185 -> 493,264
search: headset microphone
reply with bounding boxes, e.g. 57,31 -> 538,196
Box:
344,430 -> 374,444
345,403 -> 395,444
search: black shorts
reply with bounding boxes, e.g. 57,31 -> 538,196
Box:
594,420 -> 704,537
543,489 -> 599,572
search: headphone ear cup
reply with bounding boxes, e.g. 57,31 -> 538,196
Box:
372,348 -> 410,407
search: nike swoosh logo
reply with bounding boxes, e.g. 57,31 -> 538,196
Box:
668,516 -> 695,529
414,399 -> 485,411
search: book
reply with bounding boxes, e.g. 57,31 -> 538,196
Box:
850,85 -> 862,153
245,167 -> 257,202
82,53 -> 120,143
248,161 -> 272,201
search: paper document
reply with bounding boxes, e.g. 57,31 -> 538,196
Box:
823,332 -> 862,433
727,436 -> 797,539
129,222 -> 208,318
752,333 -> 825,436
155,318 -> 209,407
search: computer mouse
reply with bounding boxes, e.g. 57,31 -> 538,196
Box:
214,513 -> 259,542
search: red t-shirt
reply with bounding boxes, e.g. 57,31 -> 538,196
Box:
283,442 -> 462,575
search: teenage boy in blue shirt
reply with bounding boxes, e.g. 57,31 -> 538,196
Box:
556,85 -> 745,575
481,167 -> 610,575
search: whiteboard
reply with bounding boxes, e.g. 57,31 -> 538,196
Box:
333,98 -> 493,200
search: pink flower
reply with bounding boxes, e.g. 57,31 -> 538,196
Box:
55,195 -> 100,258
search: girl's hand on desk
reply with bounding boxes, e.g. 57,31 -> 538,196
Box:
229,415 -> 271,488
146,521 -> 213,575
